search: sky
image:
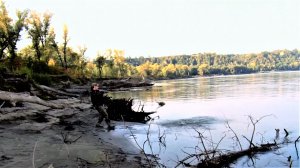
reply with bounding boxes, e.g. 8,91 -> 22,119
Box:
5,0 -> 300,59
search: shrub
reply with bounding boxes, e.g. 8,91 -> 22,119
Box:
32,73 -> 52,86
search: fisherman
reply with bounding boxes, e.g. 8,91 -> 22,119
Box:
91,83 -> 114,129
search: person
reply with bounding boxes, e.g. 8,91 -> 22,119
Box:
91,83 -> 114,129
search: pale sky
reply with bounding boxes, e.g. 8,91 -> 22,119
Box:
5,0 -> 300,59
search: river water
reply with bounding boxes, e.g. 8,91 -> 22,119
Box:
110,71 -> 300,167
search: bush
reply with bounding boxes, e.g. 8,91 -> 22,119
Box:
31,61 -> 50,73
32,73 -> 52,86
16,66 -> 32,78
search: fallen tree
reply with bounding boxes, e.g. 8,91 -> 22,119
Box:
0,91 -> 63,109
31,81 -> 79,98
106,97 -> 156,123
176,115 -> 299,168
1,72 -> 157,123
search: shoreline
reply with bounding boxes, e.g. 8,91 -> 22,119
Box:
0,97 -> 149,168
151,69 -> 299,81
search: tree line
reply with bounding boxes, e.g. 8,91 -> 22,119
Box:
127,50 -> 299,79
0,0 -> 299,83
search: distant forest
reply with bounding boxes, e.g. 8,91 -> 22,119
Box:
126,50 -> 299,79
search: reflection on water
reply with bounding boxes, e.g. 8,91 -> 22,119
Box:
110,71 -> 300,167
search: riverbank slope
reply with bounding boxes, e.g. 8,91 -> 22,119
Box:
0,96 -> 149,168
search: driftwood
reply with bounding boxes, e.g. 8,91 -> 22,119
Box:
36,84 -> 79,98
106,97 -> 155,123
0,77 -> 31,92
0,72 -> 79,98
176,116 -> 299,168
196,142 -> 279,168
176,134 -> 298,168
0,91 -> 63,109
28,79 -> 79,99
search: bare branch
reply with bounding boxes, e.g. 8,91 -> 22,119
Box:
121,116 -> 155,167
247,115 -> 273,149
284,129 -> 289,137
212,134 -> 226,157
242,135 -> 256,148
194,129 -> 209,159
226,121 -> 243,150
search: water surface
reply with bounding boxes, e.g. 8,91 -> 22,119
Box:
110,71 -> 300,167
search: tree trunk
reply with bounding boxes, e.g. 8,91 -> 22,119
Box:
0,90 -> 63,109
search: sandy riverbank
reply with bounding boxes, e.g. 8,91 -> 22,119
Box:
0,97 -> 149,168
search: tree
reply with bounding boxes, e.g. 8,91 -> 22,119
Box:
95,53 -> 105,77
0,0 -> 10,59
198,63 -> 209,76
26,11 -> 52,61
77,46 -> 87,77
112,49 -> 126,77
62,24 -> 69,69
48,27 -> 64,67
0,0 -> 27,67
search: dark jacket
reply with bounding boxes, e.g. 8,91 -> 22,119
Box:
91,90 -> 109,107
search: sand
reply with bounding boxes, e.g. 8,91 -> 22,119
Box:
0,97 -> 149,168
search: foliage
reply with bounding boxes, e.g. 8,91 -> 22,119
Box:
129,50 -> 300,79
0,0 -> 28,69
26,11 -> 53,61
62,24 -> 69,69
0,1 -> 299,82
32,73 -> 52,85
95,53 -> 105,77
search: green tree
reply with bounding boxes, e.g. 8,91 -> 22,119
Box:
26,11 -> 52,61
62,24 -> 69,69
0,0 -> 27,67
0,0 -> 10,59
48,27 -> 64,67
95,53 -> 105,77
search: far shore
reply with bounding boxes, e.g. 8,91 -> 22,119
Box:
150,69 -> 299,81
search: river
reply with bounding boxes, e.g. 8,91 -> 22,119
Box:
109,71 -> 300,167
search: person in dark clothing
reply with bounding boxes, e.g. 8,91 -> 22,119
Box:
91,83 -> 114,129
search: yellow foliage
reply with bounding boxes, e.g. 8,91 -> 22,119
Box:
249,62 -> 256,69
198,63 -> 208,69
48,58 -> 55,66
85,61 -> 97,77
291,61 -> 299,68
113,49 -> 125,64
27,11 -> 41,26
86,61 -> 96,70
198,64 -> 209,76
136,61 -> 152,76
63,24 -> 69,41
165,64 -> 176,73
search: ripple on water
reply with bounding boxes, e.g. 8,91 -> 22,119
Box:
158,116 -> 221,128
